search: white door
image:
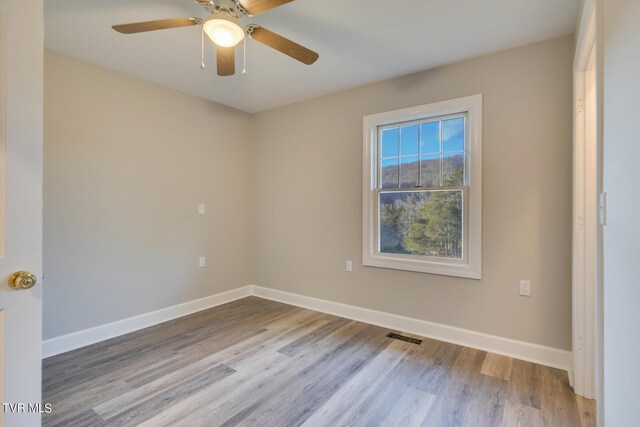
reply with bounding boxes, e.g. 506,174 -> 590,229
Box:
0,0 -> 44,426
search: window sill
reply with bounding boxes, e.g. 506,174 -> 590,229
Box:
362,254 -> 482,279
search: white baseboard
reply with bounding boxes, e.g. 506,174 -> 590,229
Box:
250,285 -> 572,372
42,284 -> 572,373
42,286 -> 252,359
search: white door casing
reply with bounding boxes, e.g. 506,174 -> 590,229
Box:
0,0 -> 44,426
572,0 -> 600,401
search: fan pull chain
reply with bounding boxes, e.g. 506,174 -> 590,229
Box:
200,26 -> 205,70
242,36 -> 247,75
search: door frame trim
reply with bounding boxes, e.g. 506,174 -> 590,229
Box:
572,0 -> 600,401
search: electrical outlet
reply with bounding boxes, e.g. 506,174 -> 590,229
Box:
346,260 -> 353,272
199,256 -> 206,267
519,280 -> 531,296
198,203 -> 206,215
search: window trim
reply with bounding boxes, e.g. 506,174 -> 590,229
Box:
362,94 -> 483,279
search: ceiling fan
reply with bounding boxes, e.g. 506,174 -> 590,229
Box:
112,0 -> 319,76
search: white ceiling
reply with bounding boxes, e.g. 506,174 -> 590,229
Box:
45,0 -> 579,113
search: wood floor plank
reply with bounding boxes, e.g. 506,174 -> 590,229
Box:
138,320 -> 378,426
46,324 -> 263,408
99,364 -> 236,426
124,312 -> 329,389
254,324 -> 392,427
422,380 -> 474,427
57,299 -> 298,399
98,313 -> 331,423
44,299 -> 278,395
575,396 -> 596,427
93,313 -> 331,420
301,339 -> 415,426
220,322 -> 392,427
42,298 -> 263,372
52,298 -> 265,366
333,340 -> 443,427
540,366 -> 582,427
501,400 -> 543,427
46,409 -> 104,427
257,305 -> 322,331
136,351 -> 291,427
42,297 -> 594,427
277,316 -> 352,357
412,341 -> 462,394
221,315 -> 334,370
450,347 -> 488,385
382,387 -> 436,427
462,374 -> 508,427
42,380 -> 132,427
217,373 -> 310,427
481,353 -> 514,381
507,359 -> 542,409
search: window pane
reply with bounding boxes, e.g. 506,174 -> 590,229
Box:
443,117 -> 464,152
420,155 -> 440,187
379,191 -> 429,255
379,190 -> 463,259
381,158 -> 399,188
381,128 -> 399,157
400,125 -> 419,156
400,156 -> 419,188
420,121 -> 440,154
442,153 -> 465,185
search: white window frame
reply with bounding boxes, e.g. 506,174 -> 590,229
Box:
362,94 -> 483,279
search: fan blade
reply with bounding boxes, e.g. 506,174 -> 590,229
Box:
238,0 -> 294,15
250,26 -> 318,65
216,47 -> 235,76
112,18 -> 198,34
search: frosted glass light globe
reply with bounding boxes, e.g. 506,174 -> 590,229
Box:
203,18 -> 245,48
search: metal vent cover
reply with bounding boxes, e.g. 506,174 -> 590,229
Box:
386,332 -> 422,345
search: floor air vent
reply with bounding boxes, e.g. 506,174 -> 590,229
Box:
386,333 -> 422,345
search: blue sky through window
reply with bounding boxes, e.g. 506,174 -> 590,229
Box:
381,128 -> 399,157
420,121 -> 440,154
400,125 -> 419,156
443,118 -> 464,152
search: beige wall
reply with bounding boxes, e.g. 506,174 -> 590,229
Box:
44,36 -> 574,352
43,50 -> 252,339
251,36 -> 574,350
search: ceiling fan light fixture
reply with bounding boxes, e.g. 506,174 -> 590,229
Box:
203,16 -> 245,48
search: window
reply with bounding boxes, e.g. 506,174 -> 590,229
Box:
363,95 -> 482,278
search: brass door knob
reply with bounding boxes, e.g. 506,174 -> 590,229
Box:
8,271 -> 37,290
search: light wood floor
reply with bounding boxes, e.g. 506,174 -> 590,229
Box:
43,297 -> 595,427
